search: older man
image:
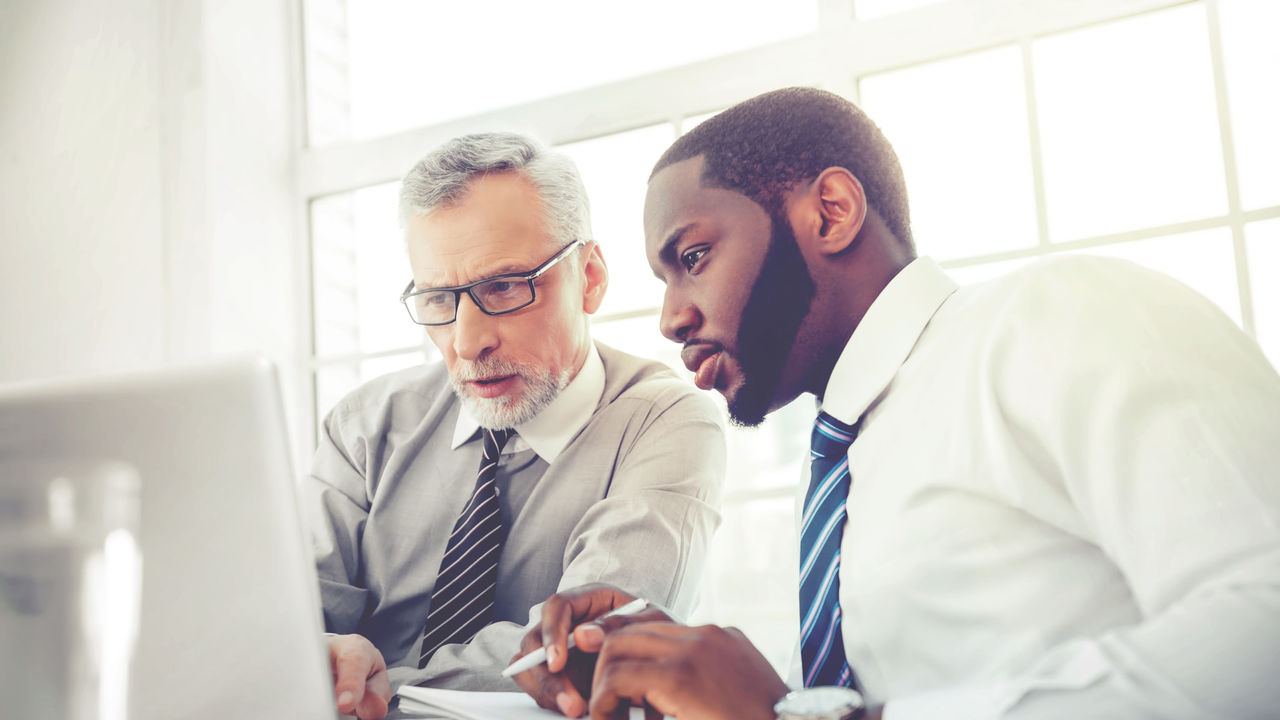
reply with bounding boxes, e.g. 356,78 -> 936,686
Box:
301,133 -> 724,720
518,88 -> 1280,720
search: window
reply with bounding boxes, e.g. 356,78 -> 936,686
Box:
859,45 -> 1037,260
304,0 -> 816,145
1247,219 -> 1280,368
297,0 -> 1280,673
1219,0 -> 1280,211
1033,4 -> 1226,242
557,125 -> 676,319
309,182 -> 430,437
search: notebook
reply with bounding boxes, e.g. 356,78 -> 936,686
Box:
396,687 -> 664,720
0,357 -> 334,720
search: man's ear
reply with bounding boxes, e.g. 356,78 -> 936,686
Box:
790,167 -> 867,257
581,242 -> 608,314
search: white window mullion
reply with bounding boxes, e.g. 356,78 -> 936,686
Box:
1203,0 -> 1255,336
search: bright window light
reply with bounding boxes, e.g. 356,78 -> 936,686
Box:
1246,218 -> 1280,370
557,124 -> 676,319
1219,0 -> 1280,211
311,183 -> 423,358
315,350 -> 428,423
860,45 -> 1039,260
691,493 -> 799,674
591,314 -> 682,374
1034,4 -> 1227,242
945,257 -> 1033,286
305,0 -> 816,143
855,0 -> 946,21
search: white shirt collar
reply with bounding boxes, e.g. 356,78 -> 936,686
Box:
820,257 -> 958,426
450,344 -> 605,462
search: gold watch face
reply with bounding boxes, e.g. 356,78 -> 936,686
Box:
774,687 -> 864,719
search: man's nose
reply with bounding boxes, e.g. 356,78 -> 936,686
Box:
452,293 -> 500,361
658,289 -> 700,344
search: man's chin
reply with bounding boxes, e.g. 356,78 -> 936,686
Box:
451,380 -> 523,428
725,383 -> 771,429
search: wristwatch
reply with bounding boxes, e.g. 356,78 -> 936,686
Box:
773,687 -> 866,720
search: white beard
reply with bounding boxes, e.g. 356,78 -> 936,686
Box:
449,357 -> 572,429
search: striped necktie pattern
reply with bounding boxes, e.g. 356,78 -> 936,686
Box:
799,411 -> 860,688
418,426 -> 514,667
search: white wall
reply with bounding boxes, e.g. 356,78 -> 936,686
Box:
1,0 -> 308,452
0,0 -> 168,382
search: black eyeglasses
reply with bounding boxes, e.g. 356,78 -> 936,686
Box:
400,239 -> 585,326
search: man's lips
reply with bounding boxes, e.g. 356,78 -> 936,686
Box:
466,374 -> 517,399
680,343 -> 723,391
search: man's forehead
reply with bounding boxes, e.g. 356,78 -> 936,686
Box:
644,157 -> 707,238
647,156 -> 706,206
407,214 -> 557,287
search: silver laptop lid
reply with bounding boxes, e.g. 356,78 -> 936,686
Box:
0,357 -> 333,720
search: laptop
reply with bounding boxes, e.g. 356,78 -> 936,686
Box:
0,357 -> 334,720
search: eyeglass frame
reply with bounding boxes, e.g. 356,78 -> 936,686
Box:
399,238 -> 587,326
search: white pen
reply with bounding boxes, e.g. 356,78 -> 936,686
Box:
500,598 -> 650,678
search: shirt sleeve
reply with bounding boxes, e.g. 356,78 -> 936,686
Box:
397,382 -> 727,691
299,401 -> 373,635
885,257 -> 1280,720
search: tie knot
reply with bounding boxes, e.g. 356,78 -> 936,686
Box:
483,427 -> 515,460
810,412 -> 857,458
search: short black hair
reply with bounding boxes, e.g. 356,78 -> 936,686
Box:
652,86 -> 913,249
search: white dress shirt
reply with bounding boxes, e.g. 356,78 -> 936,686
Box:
812,255 -> 1280,719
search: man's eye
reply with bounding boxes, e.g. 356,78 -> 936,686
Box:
422,292 -> 452,307
680,246 -> 709,272
486,280 -> 520,296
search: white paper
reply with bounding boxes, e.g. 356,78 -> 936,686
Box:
395,687 -> 666,720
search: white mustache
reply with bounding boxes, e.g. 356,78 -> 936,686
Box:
451,358 -> 527,384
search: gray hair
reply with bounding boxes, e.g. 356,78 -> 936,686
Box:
398,132 -> 592,247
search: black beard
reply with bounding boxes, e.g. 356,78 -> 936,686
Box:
727,213 -> 816,427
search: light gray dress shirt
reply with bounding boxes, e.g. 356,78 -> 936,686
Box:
301,342 -> 725,690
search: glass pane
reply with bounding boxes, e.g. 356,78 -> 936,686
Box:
304,0 -> 818,144
1072,228 -> 1241,326
304,0 -> 353,146
591,313 -> 681,373
855,0 -> 946,21
1246,218 -> 1280,370
691,494 -> 798,675
1034,5 -> 1226,242
859,46 -> 1038,260
944,257 -> 1033,286
1219,0 -> 1280,211
558,125 -> 676,318
311,183 -> 424,357
725,398 -> 814,493
314,350 -> 432,430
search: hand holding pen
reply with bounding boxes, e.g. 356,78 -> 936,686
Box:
509,584 -> 677,717
502,597 -> 649,677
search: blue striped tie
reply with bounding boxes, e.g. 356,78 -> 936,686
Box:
418,427 -> 513,667
799,411 -> 859,688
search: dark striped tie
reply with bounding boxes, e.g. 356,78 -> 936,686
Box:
418,427 -> 514,667
799,411 -> 859,688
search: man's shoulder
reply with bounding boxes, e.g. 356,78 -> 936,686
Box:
325,358 -> 453,427
965,253 -> 1181,302
596,341 -> 719,418
948,253 -> 1210,330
